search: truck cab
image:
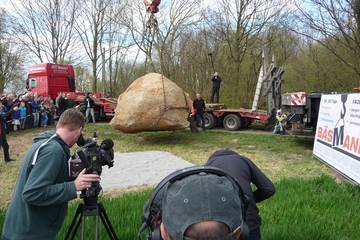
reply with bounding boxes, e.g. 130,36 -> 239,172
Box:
26,63 -> 117,119
26,63 -> 76,100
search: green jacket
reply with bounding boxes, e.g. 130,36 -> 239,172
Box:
2,131 -> 77,239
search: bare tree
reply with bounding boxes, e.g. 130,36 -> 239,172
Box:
101,0 -> 134,96
74,0 -> 107,92
291,0 -> 360,85
74,0 -> 131,92
6,0 -> 81,64
203,0 -> 289,107
0,8 -> 26,94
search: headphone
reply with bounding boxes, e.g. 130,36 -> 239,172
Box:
138,165 -> 249,240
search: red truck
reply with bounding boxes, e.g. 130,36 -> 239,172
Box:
26,63 -> 117,119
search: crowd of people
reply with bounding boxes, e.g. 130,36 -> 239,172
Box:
0,92 -> 79,134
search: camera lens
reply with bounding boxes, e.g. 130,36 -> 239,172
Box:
100,139 -> 114,150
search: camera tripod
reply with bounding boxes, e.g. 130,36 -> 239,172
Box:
65,196 -> 118,240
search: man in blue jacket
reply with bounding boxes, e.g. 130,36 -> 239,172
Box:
205,149 -> 276,240
2,108 -> 100,240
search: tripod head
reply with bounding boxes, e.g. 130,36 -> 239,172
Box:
80,180 -> 102,206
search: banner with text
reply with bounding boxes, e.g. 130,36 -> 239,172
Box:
313,93 -> 360,184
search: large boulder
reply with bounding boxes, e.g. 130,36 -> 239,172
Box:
110,73 -> 191,133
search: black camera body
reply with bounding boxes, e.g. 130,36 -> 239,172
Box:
69,133 -> 114,205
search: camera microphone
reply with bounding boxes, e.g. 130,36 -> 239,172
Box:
100,139 -> 114,150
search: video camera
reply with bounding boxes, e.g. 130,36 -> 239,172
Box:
69,132 -> 114,205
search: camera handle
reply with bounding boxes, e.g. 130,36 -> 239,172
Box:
77,150 -> 92,168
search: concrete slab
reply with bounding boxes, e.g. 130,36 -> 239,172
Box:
99,151 -> 195,191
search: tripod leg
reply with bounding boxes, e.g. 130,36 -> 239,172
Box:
95,215 -> 99,240
65,204 -> 84,240
98,202 -> 119,240
81,214 -> 86,240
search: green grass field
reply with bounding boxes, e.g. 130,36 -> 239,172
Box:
0,124 -> 359,239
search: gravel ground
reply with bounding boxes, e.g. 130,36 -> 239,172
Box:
99,151 -> 195,191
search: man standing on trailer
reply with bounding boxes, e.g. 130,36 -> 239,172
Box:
211,72 -> 222,103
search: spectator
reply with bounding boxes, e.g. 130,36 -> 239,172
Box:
57,93 -> 68,117
46,99 -> 56,126
205,149 -> 276,240
39,101 -> 48,127
31,96 -> 41,128
187,109 -> 198,133
273,109 -> 288,135
0,101 -> 18,162
11,108 -> 21,131
21,94 -> 32,129
193,93 -> 206,131
5,94 -> 19,133
84,92 -> 95,124
66,93 -> 76,108
55,92 -> 61,110
19,101 -> 27,130
5,93 -> 19,109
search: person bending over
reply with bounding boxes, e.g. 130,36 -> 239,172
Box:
205,149 -> 276,240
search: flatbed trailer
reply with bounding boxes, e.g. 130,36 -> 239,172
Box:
204,103 -> 271,131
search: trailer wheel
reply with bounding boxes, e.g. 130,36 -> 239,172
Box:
223,114 -> 242,131
205,113 -> 217,129
241,117 -> 251,128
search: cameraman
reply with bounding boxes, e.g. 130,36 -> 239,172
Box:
2,108 -> 101,240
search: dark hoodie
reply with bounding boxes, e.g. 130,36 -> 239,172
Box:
2,131 -> 77,239
205,149 -> 275,232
